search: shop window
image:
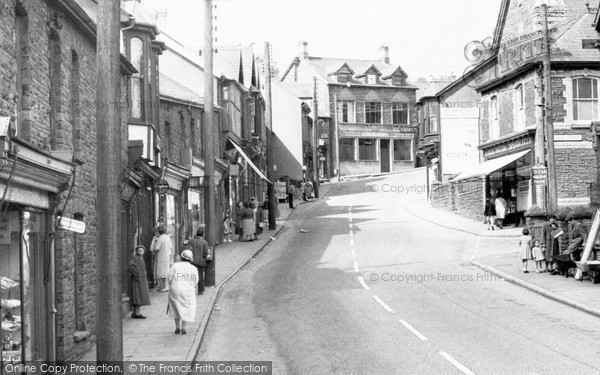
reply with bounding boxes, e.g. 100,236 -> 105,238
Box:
365,102 -> 381,124
393,139 -> 412,161
573,77 -> 599,121
358,138 -> 377,160
337,101 -> 355,123
392,103 -> 408,125
165,194 -> 179,262
1,209 -> 48,363
187,189 -> 204,240
339,138 -> 355,161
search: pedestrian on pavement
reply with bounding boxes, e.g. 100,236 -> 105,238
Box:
261,200 -> 269,230
188,226 -> 209,295
484,197 -> 497,230
236,201 -> 244,241
532,239 -> 545,273
541,214 -> 559,272
519,228 -> 532,273
167,249 -> 199,335
494,190 -> 507,229
305,180 -> 314,200
301,181 -> 307,201
241,202 -> 256,241
223,215 -> 233,243
287,183 -> 295,209
128,245 -> 151,318
253,198 -> 263,240
151,225 -> 172,292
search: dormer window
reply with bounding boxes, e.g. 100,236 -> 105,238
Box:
338,72 -> 351,84
367,74 -> 377,85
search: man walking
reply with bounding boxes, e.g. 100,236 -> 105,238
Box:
288,183 -> 295,209
188,225 -> 209,295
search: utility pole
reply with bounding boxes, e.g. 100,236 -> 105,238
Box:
542,3 -> 558,212
203,0 -> 216,286
312,77 -> 320,198
96,0 -> 123,363
264,42 -> 277,230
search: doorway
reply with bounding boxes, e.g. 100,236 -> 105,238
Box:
380,139 -> 390,173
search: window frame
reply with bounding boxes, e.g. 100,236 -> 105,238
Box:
572,77 -> 599,121
392,102 -> 409,125
393,139 -> 413,161
339,138 -> 355,161
358,138 -> 377,161
365,102 -> 382,124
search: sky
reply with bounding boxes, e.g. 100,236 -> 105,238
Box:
143,0 -> 502,81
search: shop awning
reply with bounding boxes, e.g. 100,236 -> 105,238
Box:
229,140 -> 273,185
450,150 -> 530,182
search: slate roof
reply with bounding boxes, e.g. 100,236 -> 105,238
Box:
416,80 -> 453,101
547,13 -> 600,62
213,45 -> 258,89
159,73 -> 204,106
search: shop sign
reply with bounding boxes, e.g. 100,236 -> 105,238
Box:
398,126 -> 418,133
482,137 -> 532,159
155,179 -> 169,194
57,216 -> 86,234
532,165 -> 547,186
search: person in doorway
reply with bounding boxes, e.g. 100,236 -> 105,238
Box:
128,245 -> 151,318
494,190 -> 507,229
519,228 -> 533,273
484,197 -> 497,230
167,250 -> 198,335
541,214 -> 559,272
288,183 -> 295,209
151,225 -> 172,292
188,226 -> 209,295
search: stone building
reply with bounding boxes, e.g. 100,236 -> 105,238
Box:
280,42 -> 418,179
431,0 -> 600,223
0,0 -> 133,361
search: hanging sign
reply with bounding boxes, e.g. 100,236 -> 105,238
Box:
57,217 -> 86,234
532,165 -> 547,186
155,179 -> 169,194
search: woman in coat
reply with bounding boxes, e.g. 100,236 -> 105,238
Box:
128,245 -> 151,319
494,191 -> 507,229
167,249 -> 199,335
484,197 -> 497,231
151,225 -> 172,292
241,202 -> 256,241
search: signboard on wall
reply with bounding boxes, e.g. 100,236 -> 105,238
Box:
517,180 -> 532,212
532,165 -> 547,186
439,118 -> 479,175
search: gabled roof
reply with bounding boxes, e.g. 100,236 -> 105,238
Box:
213,45 -> 259,90
416,81 -> 453,101
355,64 -> 383,78
327,63 -> 355,76
159,73 -> 204,106
382,66 -> 408,80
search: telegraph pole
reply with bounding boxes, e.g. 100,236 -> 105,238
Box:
96,0 -> 123,363
312,77 -> 320,198
264,42 -> 277,230
203,0 -> 216,286
542,3 -> 558,212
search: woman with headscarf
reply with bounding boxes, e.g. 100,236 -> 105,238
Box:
151,225 -> 172,292
128,245 -> 151,319
167,249 -> 199,335
241,202 -> 256,241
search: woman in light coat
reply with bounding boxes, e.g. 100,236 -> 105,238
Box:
494,192 -> 507,229
151,225 -> 172,291
167,249 -> 199,335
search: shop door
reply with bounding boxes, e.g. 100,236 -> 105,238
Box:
380,139 -> 390,173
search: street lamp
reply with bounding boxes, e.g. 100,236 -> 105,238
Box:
302,165 -> 307,182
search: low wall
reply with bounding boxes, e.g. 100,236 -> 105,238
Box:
431,180 -> 485,222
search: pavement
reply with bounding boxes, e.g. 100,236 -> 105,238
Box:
405,198 -> 600,319
80,192 -> 329,362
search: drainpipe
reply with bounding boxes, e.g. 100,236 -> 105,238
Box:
48,229 -> 56,362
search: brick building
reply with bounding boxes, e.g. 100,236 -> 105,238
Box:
280,42 -> 418,179
431,0 -> 600,223
0,0 -> 134,362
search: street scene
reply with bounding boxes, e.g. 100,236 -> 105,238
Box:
2,0 -> 600,374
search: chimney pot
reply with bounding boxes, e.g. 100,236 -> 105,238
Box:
379,45 -> 390,64
298,41 -> 308,59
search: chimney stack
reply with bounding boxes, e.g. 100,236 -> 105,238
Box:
298,41 -> 308,59
379,45 -> 390,64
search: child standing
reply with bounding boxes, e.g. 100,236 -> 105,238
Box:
532,238 -> 545,273
519,228 -> 532,273
223,215 -> 233,242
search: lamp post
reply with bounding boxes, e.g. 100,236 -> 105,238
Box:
302,165 -> 307,182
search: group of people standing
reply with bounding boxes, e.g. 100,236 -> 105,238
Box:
519,215 -> 588,274
483,190 -> 508,230
127,224 -> 210,335
235,197 -> 269,242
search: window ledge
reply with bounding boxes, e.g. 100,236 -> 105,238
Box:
571,122 -> 594,129
73,330 -> 91,343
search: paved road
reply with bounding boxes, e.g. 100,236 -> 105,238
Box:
199,170 -> 600,375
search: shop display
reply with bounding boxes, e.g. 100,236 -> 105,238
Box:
1,276 -> 21,364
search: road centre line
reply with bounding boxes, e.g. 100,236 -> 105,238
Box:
350,238 -> 354,246
438,351 -> 476,375
372,296 -> 394,313
358,276 -> 370,290
350,248 -> 356,258
399,319 -> 428,341
349,223 -> 353,229
471,236 -> 481,260
349,230 -> 353,237
353,260 -> 359,272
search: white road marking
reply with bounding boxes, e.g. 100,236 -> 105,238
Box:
349,217 -> 353,223
353,260 -> 359,272
349,231 -> 354,237
350,248 -> 356,258
372,296 -> 394,313
358,276 -> 370,290
439,351 -> 476,375
399,319 -> 428,341
349,223 -> 353,229
350,238 -> 354,246
471,236 -> 481,260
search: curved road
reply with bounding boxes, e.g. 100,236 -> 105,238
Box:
199,170 -> 600,375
